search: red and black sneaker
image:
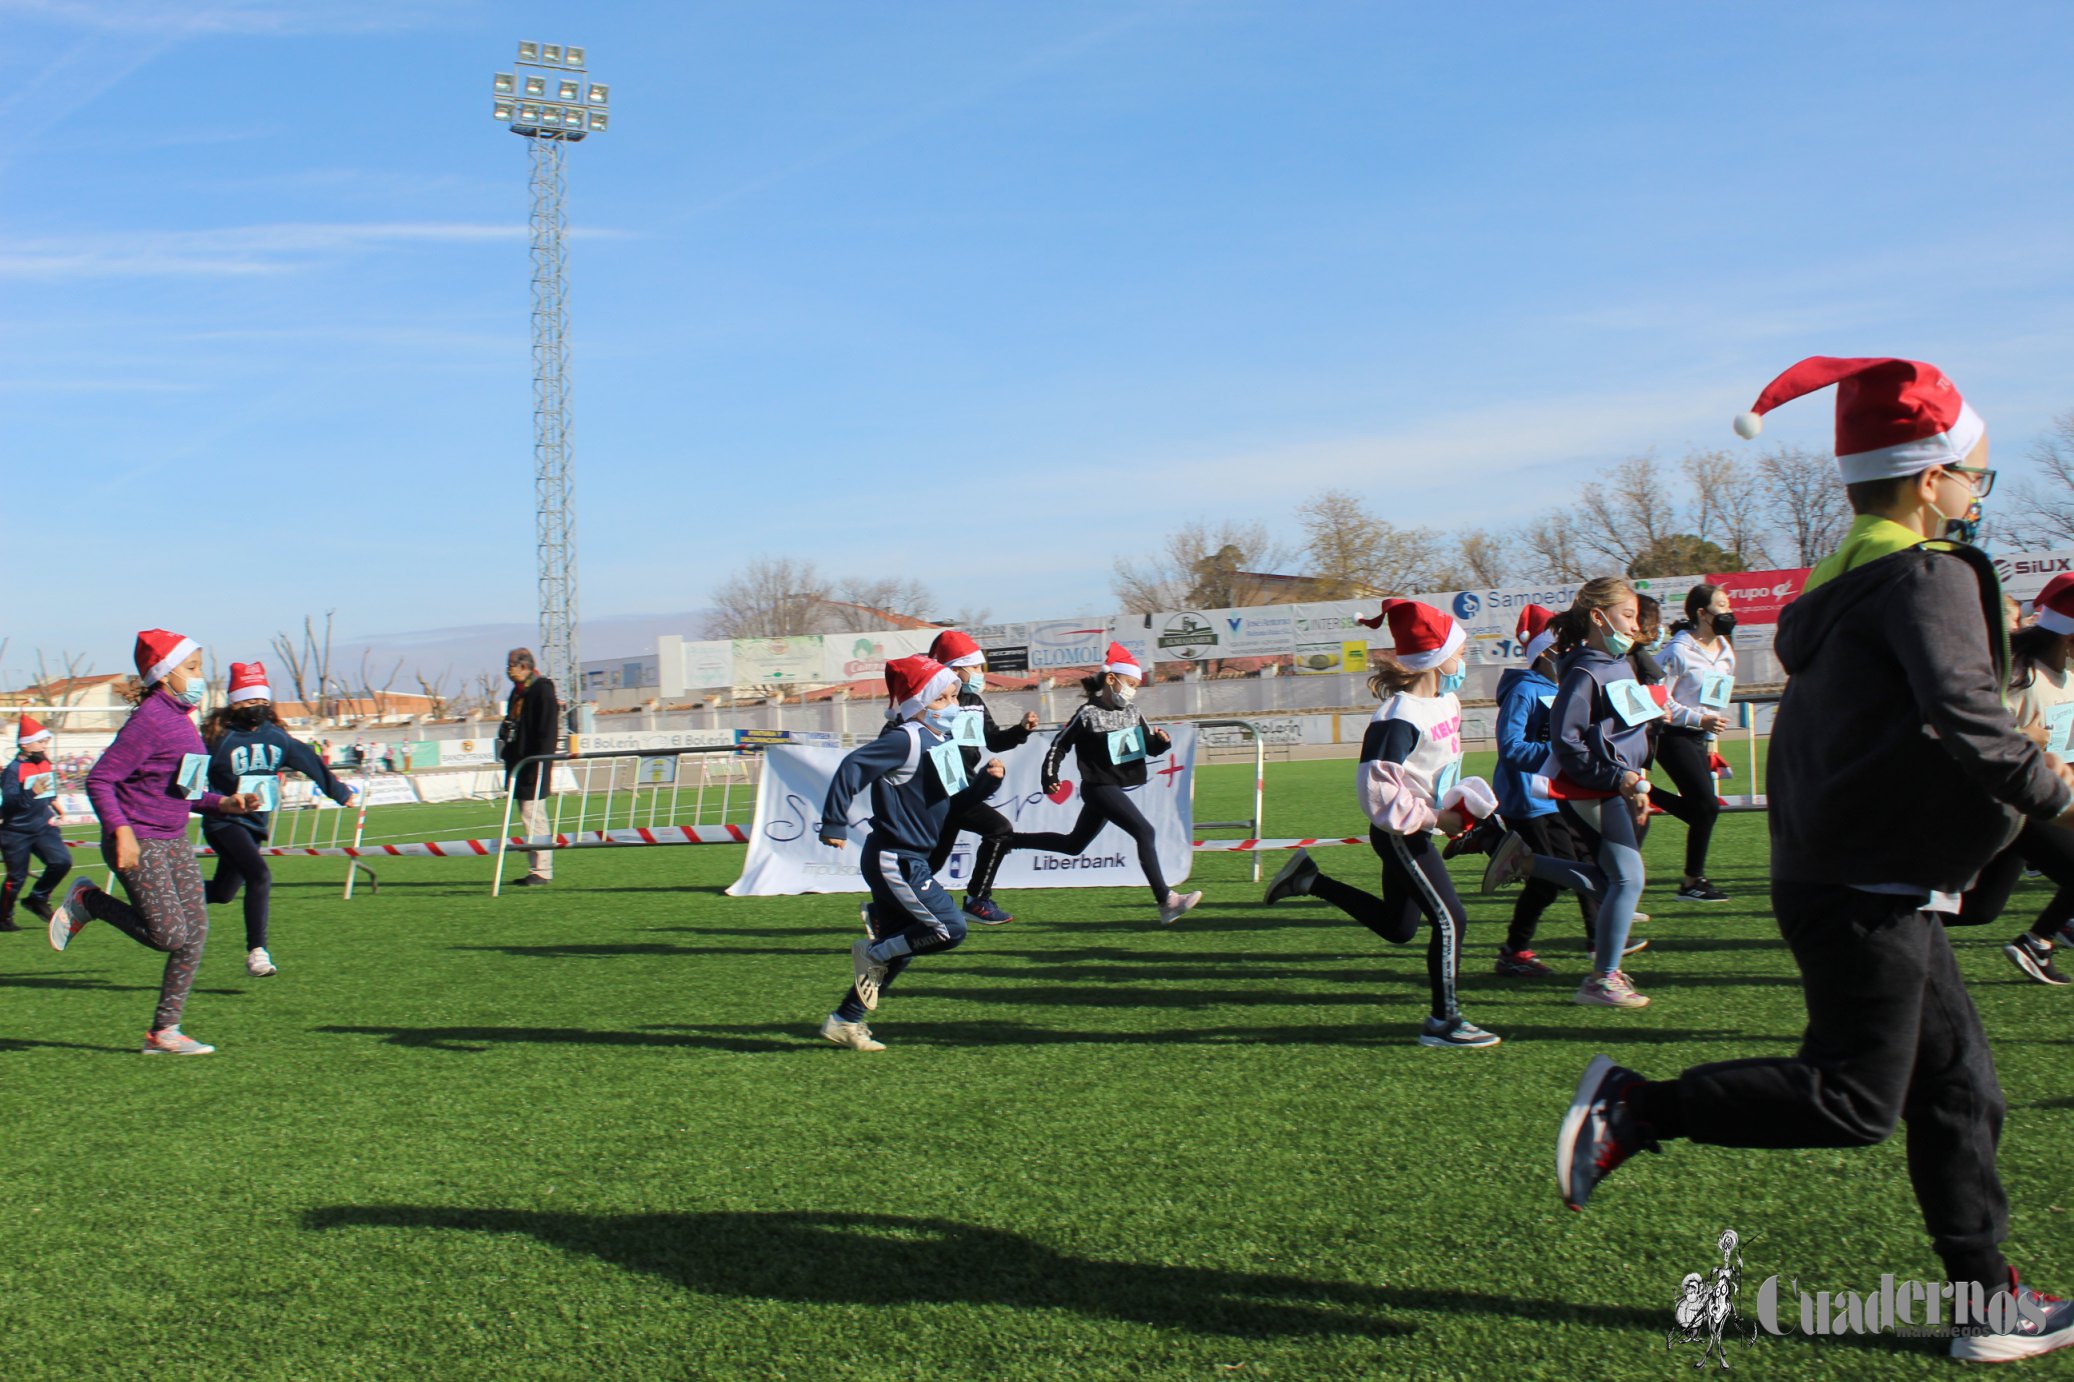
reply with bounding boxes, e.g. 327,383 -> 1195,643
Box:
1556,1054 -> 1661,1211
1950,1270 -> 2074,1362
1443,813 -> 1508,860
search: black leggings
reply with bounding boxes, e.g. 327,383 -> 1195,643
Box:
929,797 -> 1012,900
1306,826 -> 1464,1021
1505,812 -> 1600,951
1005,783 -> 1169,905
202,822 -> 274,950
1655,730 -> 1720,878
1955,819 -> 2074,938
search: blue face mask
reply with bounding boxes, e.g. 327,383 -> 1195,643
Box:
1437,666 -> 1467,694
921,704 -> 960,735
1602,628 -> 1635,659
1646,632 -> 1667,654
963,673 -> 985,694
177,681 -> 205,707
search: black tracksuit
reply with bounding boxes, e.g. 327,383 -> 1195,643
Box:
1004,694 -> 1175,905
925,687 -> 1032,899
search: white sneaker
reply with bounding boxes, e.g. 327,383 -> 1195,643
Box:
247,947 -> 277,977
1480,831 -> 1533,894
48,877 -> 97,952
1948,1276 -> 2074,1362
820,1014 -> 886,1052
851,937 -> 888,1011
142,1026 -> 216,1055
1158,890 -> 1203,925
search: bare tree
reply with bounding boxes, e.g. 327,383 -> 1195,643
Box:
32,649 -> 95,706
270,612 -> 337,720
356,650 -> 404,720
2006,409 -> 2074,547
1682,450 -> 1773,568
1573,456 -> 1681,571
414,667 -> 453,720
1514,512 -> 1588,583
1113,520 -> 1294,613
827,576 -> 934,630
1451,528 -> 1513,588
1755,446 -> 1852,566
705,558 -> 831,640
1294,489 -> 1447,595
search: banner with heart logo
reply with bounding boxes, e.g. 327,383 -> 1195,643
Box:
726,725 -> 1197,896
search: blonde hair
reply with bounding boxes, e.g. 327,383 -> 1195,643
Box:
1553,577 -> 1638,656
1366,654 -> 1426,699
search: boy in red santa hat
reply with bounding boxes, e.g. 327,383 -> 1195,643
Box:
815,655 -> 1006,1051
1559,357 -> 2074,1362
0,715 -> 70,931
922,629 -> 1040,925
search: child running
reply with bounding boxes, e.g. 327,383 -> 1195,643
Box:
1002,642 -> 1202,925
199,661 -> 358,977
1260,599 -> 1502,1048
46,629 -> 261,1055
1,715 -> 70,932
1657,584 -> 1739,901
923,629 -> 1039,925
818,655 -> 1005,1052
1483,578 -> 1659,1010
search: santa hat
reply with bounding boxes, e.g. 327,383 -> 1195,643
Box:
928,629 -> 985,669
1357,599 -> 1464,672
1732,357 -> 1985,484
17,715 -> 51,746
885,654 -> 960,720
1102,641 -> 1142,679
2034,573 -> 2074,635
134,628 -> 199,686
228,661 -> 272,704
1516,603 -> 1559,665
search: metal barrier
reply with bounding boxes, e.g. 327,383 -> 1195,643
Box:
1191,719 -> 1268,881
493,744 -> 749,895
260,771 -> 380,896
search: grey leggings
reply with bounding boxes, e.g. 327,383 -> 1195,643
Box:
1528,798 -> 1646,976
84,836 -> 210,1031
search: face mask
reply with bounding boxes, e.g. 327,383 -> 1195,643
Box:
921,704 -> 960,735
177,682 -> 205,707
1929,478 -> 1984,546
1437,667 -> 1467,694
1599,625 -> 1634,659
963,672 -> 985,694
23,752 -> 47,764
1645,632 -> 1667,654
1710,612 -> 1738,637
1112,682 -> 1137,704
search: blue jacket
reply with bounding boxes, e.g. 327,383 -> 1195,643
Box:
1493,666 -> 1558,820
0,755 -> 60,836
204,724 -> 355,838
822,719 -> 994,853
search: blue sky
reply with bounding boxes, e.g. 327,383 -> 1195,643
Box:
6,0 -> 2073,686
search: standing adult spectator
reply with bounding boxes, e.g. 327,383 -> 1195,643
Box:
501,648 -> 560,887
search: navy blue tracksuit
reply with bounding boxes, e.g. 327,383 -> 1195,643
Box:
1,755 -> 69,922
202,725 -> 355,949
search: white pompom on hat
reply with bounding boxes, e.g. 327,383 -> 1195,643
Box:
1358,598 -> 1465,672
1731,356 -> 1984,483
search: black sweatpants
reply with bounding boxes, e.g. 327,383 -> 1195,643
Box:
1654,730 -> 1721,880
1306,826 -> 1464,1021
202,821 -> 274,950
1954,819 -> 2074,940
1006,783 -> 1169,905
928,797 -> 1012,900
1672,883 -> 2009,1290
1505,812 -> 1600,952
1,825 -> 71,920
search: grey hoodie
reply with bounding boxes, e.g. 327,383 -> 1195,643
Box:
1768,543 -> 2069,892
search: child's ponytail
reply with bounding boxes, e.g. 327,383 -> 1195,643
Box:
1553,576 -> 1638,656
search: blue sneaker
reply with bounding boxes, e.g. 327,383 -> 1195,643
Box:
963,897 -> 1014,925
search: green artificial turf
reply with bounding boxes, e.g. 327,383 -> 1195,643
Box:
2,751 -> 2068,1380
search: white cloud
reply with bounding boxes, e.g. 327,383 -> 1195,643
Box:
0,0 -> 475,34
0,221 -> 531,279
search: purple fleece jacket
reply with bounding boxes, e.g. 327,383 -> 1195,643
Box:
86,688 -> 224,840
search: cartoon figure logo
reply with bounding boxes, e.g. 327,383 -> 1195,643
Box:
1670,1229 -> 1756,1368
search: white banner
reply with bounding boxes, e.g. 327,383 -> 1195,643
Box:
683,639 -> 736,691
1994,550 -> 2074,602
727,725 -> 1197,896
577,728 -> 736,754
1025,619 -> 1115,672
821,629 -> 939,683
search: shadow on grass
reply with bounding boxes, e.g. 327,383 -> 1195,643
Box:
310,1024 -> 775,1054
300,1206 -> 1671,1340
452,943 -> 806,960
0,1036 -> 138,1053
0,973 -> 156,992
916,985 -> 1407,1010
649,1020 -> 1789,1050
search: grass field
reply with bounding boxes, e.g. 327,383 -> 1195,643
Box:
3,750 -> 2069,1380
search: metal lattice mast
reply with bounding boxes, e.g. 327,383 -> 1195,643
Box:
492,43 -> 610,721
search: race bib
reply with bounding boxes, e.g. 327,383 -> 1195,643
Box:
1108,725 -> 1147,765
174,753 -> 212,799
1698,672 -> 1734,709
1432,759 -> 1461,805
2045,702 -> 2074,755
237,775 -> 281,813
928,740 -> 969,794
1608,681 -> 1664,727
949,709 -> 986,748
25,771 -> 56,799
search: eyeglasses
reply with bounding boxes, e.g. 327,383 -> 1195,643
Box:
1945,464 -> 1996,498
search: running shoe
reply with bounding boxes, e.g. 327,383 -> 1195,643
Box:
47,877 -> 97,952
1630,911 -> 1650,925
247,947 -> 278,978
1442,813 -> 1508,860
2003,933 -> 2068,987
963,897 -> 1014,925
860,900 -> 876,936
1556,1053 -> 1659,1210
1674,878 -> 1730,902
1418,1014 -> 1501,1048
141,1027 -> 216,1056
851,938 -> 888,1012
510,874 -> 550,888
1263,850 -> 1318,905
1575,971 -> 1651,1008
21,893 -> 54,923
1157,890 -> 1203,926
1494,946 -> 1555,977
1480,831 -> 1533,894
1949,1273 -> 2074,1362
0,910 -> 17,933
819,1014 -> 886,1052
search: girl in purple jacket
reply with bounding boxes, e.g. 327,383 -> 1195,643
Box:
47,629 -> 259,1055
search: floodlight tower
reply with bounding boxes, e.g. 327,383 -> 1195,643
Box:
492,42 -> 610,726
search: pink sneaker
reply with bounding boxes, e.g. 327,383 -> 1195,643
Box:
47,877 -> 98,952
141,1027 -> 216,1056
1575,972 -> 1650,1008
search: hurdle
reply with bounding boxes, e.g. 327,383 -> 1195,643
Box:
492,743 -> 748,896
1190,718 -> 1269,881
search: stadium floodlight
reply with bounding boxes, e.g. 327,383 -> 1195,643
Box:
491,42 -> 612,734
